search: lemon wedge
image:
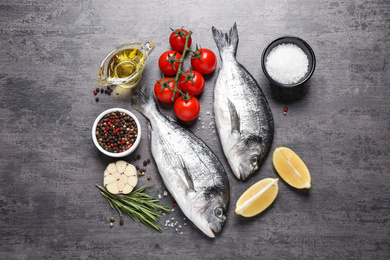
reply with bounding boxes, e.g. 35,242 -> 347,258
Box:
273,147 -> 311,189
235,178 -> 279,217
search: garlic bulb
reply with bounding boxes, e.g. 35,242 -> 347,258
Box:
104,160 -> 138,194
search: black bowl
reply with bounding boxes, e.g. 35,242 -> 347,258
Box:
261,36 -> 316,88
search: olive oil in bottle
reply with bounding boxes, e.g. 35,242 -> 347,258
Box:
108,48 -> 145,79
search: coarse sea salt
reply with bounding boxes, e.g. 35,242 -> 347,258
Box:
265,43 -> 309,85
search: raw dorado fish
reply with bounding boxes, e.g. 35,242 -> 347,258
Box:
212,23 -> 274,180
131,85 -> 230,238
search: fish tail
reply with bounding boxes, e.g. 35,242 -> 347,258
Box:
130,83 -> 158,119
212,23 -> 239,56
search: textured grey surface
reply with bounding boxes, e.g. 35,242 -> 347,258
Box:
0,0 -> 389,259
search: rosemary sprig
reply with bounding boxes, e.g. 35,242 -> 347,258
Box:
96,183 -> 171,232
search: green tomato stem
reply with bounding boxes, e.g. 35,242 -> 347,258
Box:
170,30 -> 193,101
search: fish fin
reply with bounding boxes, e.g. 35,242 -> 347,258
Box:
147,122 -> 153,145
227,98 -> 240,135
166,115 -> 176,123
178,155 -> 195,192
212,23 -> 239,56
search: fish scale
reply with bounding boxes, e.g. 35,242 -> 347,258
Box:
212,23 -> 274,180
130,84 -> 229,238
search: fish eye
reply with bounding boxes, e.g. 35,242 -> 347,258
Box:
251,156 -> 258,165
215,207 -> 223,218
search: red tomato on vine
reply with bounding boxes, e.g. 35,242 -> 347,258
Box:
191,48 -> 217,75
154,77 -> 180,103
174,96 -> 200,122
158,51 -> 182,76
179,70 -> 205,96
169,28 -> 192,53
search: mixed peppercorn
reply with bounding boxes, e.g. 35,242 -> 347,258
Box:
95,111 -> 138,153
133,154 -> 152,177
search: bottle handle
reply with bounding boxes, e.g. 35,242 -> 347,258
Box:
144,41 -> 155,55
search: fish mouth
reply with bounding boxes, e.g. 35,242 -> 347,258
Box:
228,149 -> 245,180
233,163 -> 258,181
204,223 -> 216,238
192,203 -> 216,238
233,164 -> 248,180
208,221 -> 224,235
193,214 -> 215,238
232,165 -> 242,179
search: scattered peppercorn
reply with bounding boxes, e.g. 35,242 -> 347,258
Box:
96,87 -> 100,92
94,90 -> 98,95
284,107 -> 288,112
116,92 -> 119,95
147,159 -> 151,164
110,217 -> 115,222
110,88 -> 113,92
120,219 -> 124,225
110,222 -> 114,227
100,88 -> 104,93
95,97 -> 99,102
137,154 -> 141,160
143,161 -> 147,166
136,165 -> 140,170
147,175 -> 151,180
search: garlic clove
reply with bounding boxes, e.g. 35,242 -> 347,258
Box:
112,171 -> 121,180
117,180 -> 126,192
119,174 -> 128,183
124,164 -> 137,177
104,175 -> 117,186
106,182 -> 119,194
122,184 -> 133,194
116,160 -> 127,172
128,175 -> 138,187
107,163 -> 117,173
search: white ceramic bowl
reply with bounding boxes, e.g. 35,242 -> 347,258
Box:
92,108 -> 141,158
261,36 -> 316,88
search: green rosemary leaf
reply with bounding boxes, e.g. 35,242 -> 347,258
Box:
102,193 -> 114,208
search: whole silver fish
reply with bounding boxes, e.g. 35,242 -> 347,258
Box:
131,86 -> 229,238
212,23 -> 274,180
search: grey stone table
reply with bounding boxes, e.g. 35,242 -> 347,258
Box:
1,0 -> 389,259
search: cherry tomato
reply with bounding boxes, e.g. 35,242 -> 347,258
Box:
191,48 -> 217,75
154,77 -> 180,103
179,70 -> 205,96
169,28 -> 192,53
158,51 -> 182,76
174,96 -> 200,122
